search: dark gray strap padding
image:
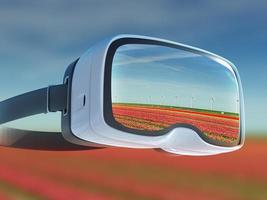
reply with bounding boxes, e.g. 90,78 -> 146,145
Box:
48,84 -> 68,112
0,85 -> 99,150
0,84 -> 67,125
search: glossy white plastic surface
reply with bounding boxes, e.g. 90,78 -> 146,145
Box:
66,35 -> 245,155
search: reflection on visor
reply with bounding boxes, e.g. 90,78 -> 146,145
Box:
111,44 -> 240,146
112,103 -> 239,145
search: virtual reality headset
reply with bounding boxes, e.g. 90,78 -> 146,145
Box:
0,35 -> 245,156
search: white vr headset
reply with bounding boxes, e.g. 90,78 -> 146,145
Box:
0,35 -> 245,156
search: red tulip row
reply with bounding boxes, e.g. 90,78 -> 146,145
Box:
115,116 -> 164,131
113,103 -> 239,120
113,108 -> 238,132
115,115 -> 168,128
113,105 -> 239,128
114,115 -> 238,144
113,105 -> 239,139
115,115 -> 238,144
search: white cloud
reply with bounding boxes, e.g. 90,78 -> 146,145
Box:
114,52 -> 199,66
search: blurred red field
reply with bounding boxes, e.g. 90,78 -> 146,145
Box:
0,137 -> 266,200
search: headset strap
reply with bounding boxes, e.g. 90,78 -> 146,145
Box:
0,84 -> 96,150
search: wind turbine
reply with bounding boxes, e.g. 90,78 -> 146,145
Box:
236,98 -> 240,113
160,96 -> 164,105
210,96 -> 215,111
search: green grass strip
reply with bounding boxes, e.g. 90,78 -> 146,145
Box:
113,102 -> 239,116
0,180 -> 43,200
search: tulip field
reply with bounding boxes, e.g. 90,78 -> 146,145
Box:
0,136 -> 266,200
112,103 -> 240,145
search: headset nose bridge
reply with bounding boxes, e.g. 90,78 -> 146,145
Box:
159,127 -> 239,156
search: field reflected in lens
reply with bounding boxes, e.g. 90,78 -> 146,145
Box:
112,103 -> 239,145
111,44 -> 241,146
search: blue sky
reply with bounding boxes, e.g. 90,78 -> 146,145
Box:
112,44 -> 239,113
0,1 -> 266,133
